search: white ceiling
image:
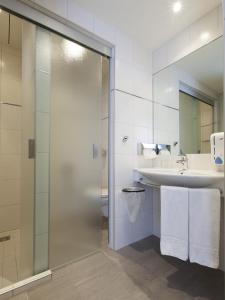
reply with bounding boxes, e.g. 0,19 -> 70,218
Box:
72,0 -> 222,49
176,37 -> 223,94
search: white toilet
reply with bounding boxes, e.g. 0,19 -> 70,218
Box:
100,188 -> 108,217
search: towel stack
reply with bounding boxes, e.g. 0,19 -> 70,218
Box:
160,186 -> 221,269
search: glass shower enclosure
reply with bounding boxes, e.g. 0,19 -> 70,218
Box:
0,8 -> 107,288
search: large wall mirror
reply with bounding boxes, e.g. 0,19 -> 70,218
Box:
153,37 -> 224,155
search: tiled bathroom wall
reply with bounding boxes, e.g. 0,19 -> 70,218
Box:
0,44 -> 22,234
153,4 -> 223,74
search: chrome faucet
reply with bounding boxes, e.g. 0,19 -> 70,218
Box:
176,154 -> 188,171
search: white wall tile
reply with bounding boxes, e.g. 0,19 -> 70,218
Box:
93,18 -> 115,44
114,91 -> 133,124
152,45 -> 168,74
133,99 -> 153,127
167,28 -> 190,66
114,154 -> 133,188
187,153 -> 214,170
115,59 -> 133,93
131,43 -> 152,69
130,64 -> 152,99
114,30 -> 132,62
67,0 -> 94,32
133,126 -> 148,144
115,123 -> 133,155
189,8 -> 219,54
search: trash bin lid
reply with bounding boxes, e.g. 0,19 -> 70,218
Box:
122,187 -> 145,193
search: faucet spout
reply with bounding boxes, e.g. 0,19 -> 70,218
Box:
176,154 -> 188,170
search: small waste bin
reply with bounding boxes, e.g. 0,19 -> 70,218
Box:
122,187 -> 145,193
121,187 -> 145,223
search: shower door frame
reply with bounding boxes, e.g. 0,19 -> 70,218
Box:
0,0 -> 116,294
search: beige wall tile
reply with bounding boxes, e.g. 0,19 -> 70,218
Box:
0,205 -> 20,232
2,47 -> 21,80
0,179 -> 21,206
0,155 -> 21,180
0,105 -> 21,130
0,130 -> 21,154
1,76 -> 21,105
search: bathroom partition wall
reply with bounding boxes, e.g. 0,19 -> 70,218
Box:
49,33 -> 103,268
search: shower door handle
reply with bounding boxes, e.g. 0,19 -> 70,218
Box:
92,144 -> 98,159
28,139 -> 36,159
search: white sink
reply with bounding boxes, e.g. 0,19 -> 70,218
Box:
135,168 -> 224,188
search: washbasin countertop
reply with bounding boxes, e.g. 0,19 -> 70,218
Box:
135,168 -> 224,188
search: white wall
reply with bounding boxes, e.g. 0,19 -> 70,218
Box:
23,0 -> 154,250
153,4 -> 223,74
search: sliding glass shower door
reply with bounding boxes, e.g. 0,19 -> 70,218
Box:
49,34 -> 103,268
0,7 -> 107,289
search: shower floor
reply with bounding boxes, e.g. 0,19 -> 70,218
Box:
9,235 -> 224,300
0,230 -> 20,288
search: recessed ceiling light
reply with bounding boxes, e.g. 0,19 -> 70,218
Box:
200,32 -> 210,41
173,1 -> 182,14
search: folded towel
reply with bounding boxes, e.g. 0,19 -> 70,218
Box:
189,189 -> 221,269
160,186 -> 189,261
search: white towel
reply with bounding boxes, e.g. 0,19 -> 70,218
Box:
189,189 -> 221,269
160,186 -> 189,261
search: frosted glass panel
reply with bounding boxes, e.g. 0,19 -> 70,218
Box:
49,34 -> 102,268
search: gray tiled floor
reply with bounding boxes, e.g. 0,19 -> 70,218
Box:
10,235 -> 224,300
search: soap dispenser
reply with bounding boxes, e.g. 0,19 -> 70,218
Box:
210,132 -> 224,165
